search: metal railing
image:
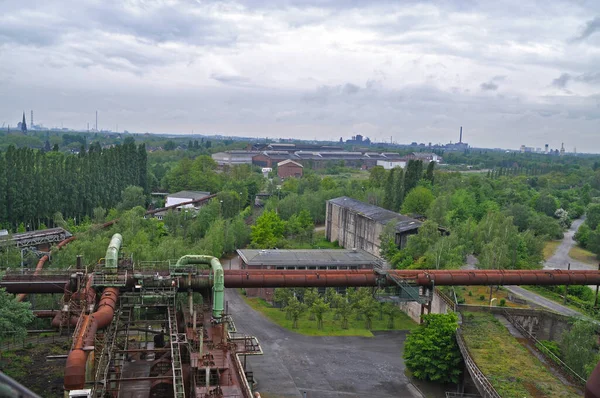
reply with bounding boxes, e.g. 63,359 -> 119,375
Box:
455,330 -> 501,398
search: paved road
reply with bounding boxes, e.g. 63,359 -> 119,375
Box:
544,218 -> 594,271
503,285 -> 582,317
226,289 -> 423,398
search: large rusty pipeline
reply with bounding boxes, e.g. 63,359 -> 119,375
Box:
64,287 -> 118,390
6,269 -> 600,295
16,236 -> 76,302
219,269 -> 378,288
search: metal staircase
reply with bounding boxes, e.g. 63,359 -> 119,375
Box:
167,295 -> 186,398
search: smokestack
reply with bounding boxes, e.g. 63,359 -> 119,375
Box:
95,111 -> 98,131
459,126 -> 463,143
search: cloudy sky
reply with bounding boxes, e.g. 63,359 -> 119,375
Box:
2,0 -> 600,151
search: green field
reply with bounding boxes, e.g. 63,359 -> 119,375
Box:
461,312 -> 581,397
242,295 -> 418,337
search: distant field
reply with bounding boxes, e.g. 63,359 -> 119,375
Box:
242,295 -> 417,337
461,312 -> 581,398
544,240 -> 561,260
569,245 -> 597,265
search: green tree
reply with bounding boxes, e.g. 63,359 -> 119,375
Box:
424,161 -> 435,185
382,302 -> 401,328
273,288 -> 293,311
310,297 -> 330,330
357,295 -> 379,329
303,288 -> 319,320
401,186 -> 434,215
334,295 -> 353,329
534,193 -> 559,217
587,203 -> 600,231
403,313 -> 462,383
383,168 -> 395,210
118,185 -> 146,211
404,160 -> 424,194
369,166 -> 387,188
250,210 -> 286,248
560,320 -> 600,378
0,288 -> 34,343
285,296 -> 307,329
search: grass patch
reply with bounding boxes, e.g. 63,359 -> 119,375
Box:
521,285 -> 594,317
242,296 -> 418,337
544,240 -> 561,260
569,245 -> 597,265
461,312 -> 581,397
453,286 -> 529,308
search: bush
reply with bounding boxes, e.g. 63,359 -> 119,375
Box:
403,313 -> 462,383
499,299 -> 506,307
479,295 -> 485,301
468,291 -> 473,297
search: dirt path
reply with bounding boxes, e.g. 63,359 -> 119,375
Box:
544,218 -> 593,271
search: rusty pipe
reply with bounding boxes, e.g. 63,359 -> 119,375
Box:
16,236 -> 77,302
64,287 -> 118,390
221,269 -> 378,288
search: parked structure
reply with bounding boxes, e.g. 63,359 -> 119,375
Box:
277,159 -> 303,179
325,197 -> 422,257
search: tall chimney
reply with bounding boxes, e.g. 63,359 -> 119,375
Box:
459,126 -> 463,143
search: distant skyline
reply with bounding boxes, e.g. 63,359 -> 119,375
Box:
2,1 -> 600,151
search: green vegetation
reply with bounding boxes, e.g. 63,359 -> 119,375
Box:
403,313 -> 462,383
568,245 -> 597,265
543,240 -> 561,260
560,319 -> 600,378
246,287 -> 417,336
0,288 -> 35,343
461,312 -> 581,397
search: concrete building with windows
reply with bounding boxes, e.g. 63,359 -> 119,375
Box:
211,151 -> 256,166
325,197 -> 422,258
236,248 -> 382,300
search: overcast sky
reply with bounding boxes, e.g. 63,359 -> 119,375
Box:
2,1 -> 600,151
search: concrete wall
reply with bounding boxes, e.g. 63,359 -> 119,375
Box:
457,305 -> 575,341
397,289 -> 452,323
325,201 -> 384,258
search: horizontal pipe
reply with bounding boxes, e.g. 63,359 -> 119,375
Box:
221,269 -> 378,288
7,270 -> 600,296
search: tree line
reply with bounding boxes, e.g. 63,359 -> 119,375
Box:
0,139 -> 147,230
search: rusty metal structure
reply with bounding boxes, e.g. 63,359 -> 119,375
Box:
5,222 -> 600,396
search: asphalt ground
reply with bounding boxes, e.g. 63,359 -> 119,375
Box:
226,289 -> 424,398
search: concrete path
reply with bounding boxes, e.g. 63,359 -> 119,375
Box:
226,289 -> 424,398
544,218 -> 594,271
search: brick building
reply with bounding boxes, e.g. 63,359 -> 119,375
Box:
277,159 -> 303,179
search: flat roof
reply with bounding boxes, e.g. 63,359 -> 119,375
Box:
237,249 -> 381,266
328,196 -> 422,232
168,190 -> 211,199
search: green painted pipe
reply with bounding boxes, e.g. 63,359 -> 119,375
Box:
174,255 -> 224,318
105,233 -> 122,268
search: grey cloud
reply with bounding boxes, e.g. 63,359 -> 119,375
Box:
553,73 -> 571,88
342,83 -> 360,95
210,73 -> 252,86
574,16 -> 600,41
552,72 -> 600,87
480,82 -> 499,91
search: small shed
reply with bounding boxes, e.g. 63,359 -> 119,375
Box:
277,159 -> 304,179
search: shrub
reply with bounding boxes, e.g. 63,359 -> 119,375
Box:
499,299 -> 506,307
468,291 -> 473,297
479,295 -> 485,301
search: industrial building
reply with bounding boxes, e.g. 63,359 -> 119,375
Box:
277,159 -> 303,179
236,248 -> 383,300
165,191 -> 211,209
325,197 -> 423,257
211,151 -> 256,166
